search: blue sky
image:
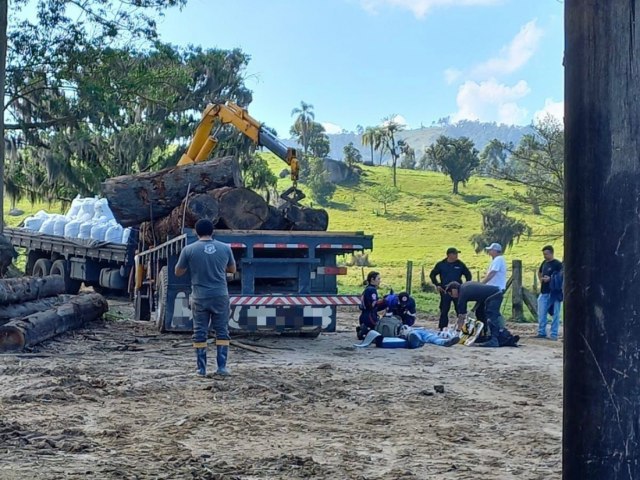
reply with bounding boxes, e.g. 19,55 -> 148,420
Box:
159,0 -> 564,136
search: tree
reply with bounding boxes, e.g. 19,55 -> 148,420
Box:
343,142 -> 362,168
399,140 -> 415,169
307,122 -> 330,159
290,101 -> 315,155
478,138 -> 507,176
469,207 -> 532,253
4,44 -> 252,202
307,157 -> 335,206
495,115 -> 564,212
367,185 -> 400,215
243,155 -> 278,203
380,116 -> 405,187
361,126 -> 377,164
425,135 -> 480,194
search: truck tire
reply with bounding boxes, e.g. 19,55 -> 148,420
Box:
50,259 -> 82,295
32,258 -> 52,277
155,267 -> 169,333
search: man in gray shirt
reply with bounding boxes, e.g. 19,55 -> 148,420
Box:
176,219 -> 236,376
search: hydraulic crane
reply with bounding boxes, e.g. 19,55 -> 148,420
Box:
177,102 -> 305,205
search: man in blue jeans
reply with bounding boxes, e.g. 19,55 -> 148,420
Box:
175,219 -> 236,376
536,245 -> 563,340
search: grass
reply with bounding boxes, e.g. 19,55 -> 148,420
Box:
3,159 -> 563,320
265,154 -> 563,320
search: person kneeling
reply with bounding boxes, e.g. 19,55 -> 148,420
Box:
445,281 -> 519,347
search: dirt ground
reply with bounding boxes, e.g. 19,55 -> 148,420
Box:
0,302 -> 562,480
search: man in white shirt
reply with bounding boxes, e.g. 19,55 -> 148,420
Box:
482,242 -> 507,290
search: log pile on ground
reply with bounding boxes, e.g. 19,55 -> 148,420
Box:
0,276 -> 108,351
102,156 -> 330,245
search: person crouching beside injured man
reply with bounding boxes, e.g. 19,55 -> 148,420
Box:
386,291 -> 417,326
445,281 -> 519,347
357,271 -> 387,340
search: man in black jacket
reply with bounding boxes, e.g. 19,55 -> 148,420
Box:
430,247 -> 472,330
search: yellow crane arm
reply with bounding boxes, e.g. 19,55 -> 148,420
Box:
177,102 -> 303,204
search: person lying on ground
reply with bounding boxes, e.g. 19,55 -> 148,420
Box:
445,281 -> 519,348
400,325 -> 460,348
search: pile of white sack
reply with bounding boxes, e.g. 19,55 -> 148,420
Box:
22,196 -> 133,244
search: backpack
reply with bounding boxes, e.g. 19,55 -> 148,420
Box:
375,315 -> 403,337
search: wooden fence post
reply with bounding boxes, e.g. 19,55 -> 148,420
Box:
512,260 -> 524,322
405,261 -> 413,296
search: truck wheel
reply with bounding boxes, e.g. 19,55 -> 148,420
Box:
50,259 -> 82,295
32,258 -> 52,277
155,267 -> 169,333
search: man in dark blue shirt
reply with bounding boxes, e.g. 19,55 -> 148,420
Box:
536,245 -> 563,340
430,247 -> 472,330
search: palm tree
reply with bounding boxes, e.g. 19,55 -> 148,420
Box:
381,116 -> 405,187
290,101 -> 315,155
361,126 -> 377,163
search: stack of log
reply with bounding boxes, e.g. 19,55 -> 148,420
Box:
0,276 -> 108,352
100,156 -> 329,245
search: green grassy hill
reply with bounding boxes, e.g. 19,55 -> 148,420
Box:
265,153 -> 563,317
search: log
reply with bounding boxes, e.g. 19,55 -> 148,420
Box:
260,205 -> 290,231
0,293 -> 108,351
0,275 -> 65,306
0,295 -> 73,325
101,156 -> 242,227
209,187 -> 269,230
281,204 -> 329,231
140,193 -> 220,245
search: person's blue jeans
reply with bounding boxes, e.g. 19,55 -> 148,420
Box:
191,296 -> 231,344
537,293 -> 561,338
407,329 -> 448,347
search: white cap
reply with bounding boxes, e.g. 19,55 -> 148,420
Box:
485,242 -> 503,252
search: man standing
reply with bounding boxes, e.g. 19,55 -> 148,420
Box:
536,245 -> 563,340
175,219 -> 236,376
482,243 -> 507,290
429,247 -> 472,330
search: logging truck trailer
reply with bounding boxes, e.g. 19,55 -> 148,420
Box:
3,226 -> 138,295
134,229 -> 373,335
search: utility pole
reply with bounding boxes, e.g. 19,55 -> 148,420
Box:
564,1 -> 640,478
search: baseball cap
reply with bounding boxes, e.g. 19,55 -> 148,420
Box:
446,247 -> 460,255
485,242 -> 503,252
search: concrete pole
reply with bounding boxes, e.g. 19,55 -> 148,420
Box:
564,1 -> 640,478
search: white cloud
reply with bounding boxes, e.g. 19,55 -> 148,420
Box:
381,114 -> 408,127
452,79 -> 531,125
359,0 -> 501,19
321,122 -> 344,134
534,98 -> 564,123
472,20 -> 544,77
444,68 -> 462,85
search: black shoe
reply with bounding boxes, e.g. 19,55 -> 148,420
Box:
443,336 -> 460,347
356,326 -> 365,341
475,337 -> 499,348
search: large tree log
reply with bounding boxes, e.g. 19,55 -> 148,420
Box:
0,295 -> 73,325
0,275 -> 65,306
209,187 -> 269,230
261,205 -> 291,231
101,156 -> 242,227
0,293 -> 108,351
281,204 -> 329,231
140,193 -> 220,246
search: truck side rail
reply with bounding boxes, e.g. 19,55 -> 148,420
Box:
4,227 -> 132,264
